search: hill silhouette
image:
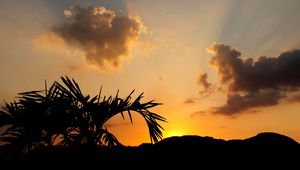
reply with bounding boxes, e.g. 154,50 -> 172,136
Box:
239,132 -> 299,145
3,132 -> 299,164
0,77 -> 299,167
140,132 -> 299,162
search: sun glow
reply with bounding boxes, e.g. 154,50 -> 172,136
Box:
164,130 -> 185,138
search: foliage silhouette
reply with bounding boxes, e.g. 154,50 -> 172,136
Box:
0,76 -> 166,156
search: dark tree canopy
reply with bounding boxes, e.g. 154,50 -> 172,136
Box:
0,76 -> 166,156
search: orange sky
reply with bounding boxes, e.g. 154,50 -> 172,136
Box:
1,0 -> 300,146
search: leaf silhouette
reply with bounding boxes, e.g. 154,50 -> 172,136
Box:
0,76 -> 166,157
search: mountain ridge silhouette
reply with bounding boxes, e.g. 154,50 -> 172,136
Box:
152,132 -> 299,146
136,132 -> 299,167
2,132 -> 299,165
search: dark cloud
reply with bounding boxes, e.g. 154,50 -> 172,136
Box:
191,110 -> 206,118
197,72 -> 213,96
286,94 -> 300,103
209,43 -> 300,92
183,98 -> 196,104
198,91 -> 211,97
205,43 -> 300,115
197,73 -> 211,89
53,5 -> 144,71
211,90 -> 282,115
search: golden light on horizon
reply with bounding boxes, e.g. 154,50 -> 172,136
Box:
164,129 -> 185,138
1,0 -> 300,148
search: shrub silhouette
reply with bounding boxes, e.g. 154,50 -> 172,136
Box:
0,76 -> 166,156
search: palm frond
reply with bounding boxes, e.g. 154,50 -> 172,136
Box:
98,91 -> 166,143
0,76 -> 167,156
96,128 -> 121,147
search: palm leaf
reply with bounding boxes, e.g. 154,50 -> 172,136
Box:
0,76 -> 166,156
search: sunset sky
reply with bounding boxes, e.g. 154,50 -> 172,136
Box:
1,0 -> 300,146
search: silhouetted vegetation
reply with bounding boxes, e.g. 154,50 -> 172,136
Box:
0,77 -> 299,165
0,76 -> 166,158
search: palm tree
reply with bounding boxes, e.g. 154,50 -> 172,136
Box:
0,76 -> 166,156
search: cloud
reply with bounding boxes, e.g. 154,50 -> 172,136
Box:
67,63 -> 83,72
183,98 -> 196,104
197,72 -> 214,97
286,93 -> 300,103
197,72 -> 211,89
53,5 -> 145,71
191,110 -> 206,118
204,43 -> 300,115
209,43 -> 300,92
33,32 -> 82,57
211,90 -> 282,115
